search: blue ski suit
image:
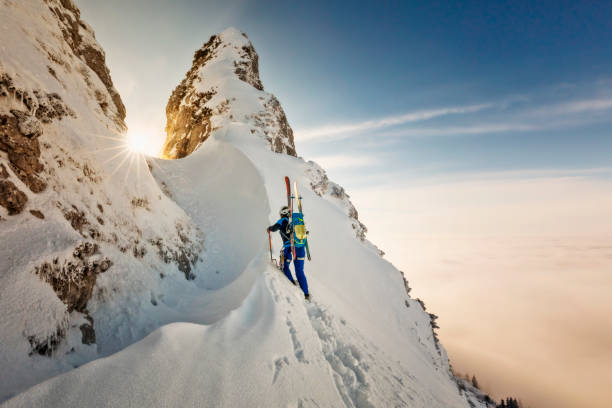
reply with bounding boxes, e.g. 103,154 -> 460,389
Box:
268,217 -> 309,296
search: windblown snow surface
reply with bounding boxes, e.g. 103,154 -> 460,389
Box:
1,2 -> 492,407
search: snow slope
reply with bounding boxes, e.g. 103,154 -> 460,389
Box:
0,0 -> 203,400
1,4 -> 493,407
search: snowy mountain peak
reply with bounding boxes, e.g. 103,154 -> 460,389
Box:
161,28 -> 296,159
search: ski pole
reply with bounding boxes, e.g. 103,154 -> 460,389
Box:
305,238 -> 311,261
267,230 -> 273,262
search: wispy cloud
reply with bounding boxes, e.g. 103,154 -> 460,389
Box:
310,154 -> 381,170
374,102 -> 612,140
296,103 -> 491,141
532,97 -> 612,116
297,92 -> 612,144
376,123 -> 540,138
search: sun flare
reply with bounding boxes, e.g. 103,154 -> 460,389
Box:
125,127 -> 164,157
126,131 -> 148,154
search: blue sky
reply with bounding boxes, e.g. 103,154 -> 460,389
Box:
79,0 -> 612,182
77,2 -> 612,407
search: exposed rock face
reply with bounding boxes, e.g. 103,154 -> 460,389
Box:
161,28 -> 297,159
79,318 -> 96,345
0,76 -> 63,215
0,72 -> 78,212
233,40 -> 264,91
29,209 -> 45,219
0,113 -> 46,194
34,242 -> 112,314
255,95 -> 297,156
0,179 -> 27,215
149,234 -> 199,280
27,241 -> 111,356
162,35 -> 220,159
43,0 -> 126,126
306,161 -> 368,241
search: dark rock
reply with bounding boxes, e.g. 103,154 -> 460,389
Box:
32,91 -> 75,123
130,197 -> 150,209
265,95 -> 296,157
234,44 -> 264,91
59,204 -> 89,236
149,228 -> 201,281
34,249 -> 113,313
132,245 -> 147,258
73,241 -> 98,259
47,65 -> 58,80
0,163 -> 8,179
79,322 -> 96,345
0,179 -> 28,215
0,113 -> 47,193
28,326 -> 65,356
30,209 -> 45,219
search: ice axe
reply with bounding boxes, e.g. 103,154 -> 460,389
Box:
267,229 -> 278,267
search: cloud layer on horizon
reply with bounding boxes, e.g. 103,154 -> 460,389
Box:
348,173 -> 612,408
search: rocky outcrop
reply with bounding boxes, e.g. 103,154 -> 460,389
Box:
250,95 -> 297,156
27,325 -> 66,357
43,0 -> 125,126
28,242 -> 112,355
0,73 -> 77,215
34,242 -> 112,314
161,35 -> 221,159
233,38 -> 264,91
0,178 -> 27,215
161,28 -> 297,159
0,113 -> 46,194
306,161 -> 368,240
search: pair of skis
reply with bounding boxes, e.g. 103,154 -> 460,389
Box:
285,176 -> 311,261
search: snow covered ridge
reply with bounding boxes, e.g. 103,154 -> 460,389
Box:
161,27 -> 297,159
0,0 -> 203,399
